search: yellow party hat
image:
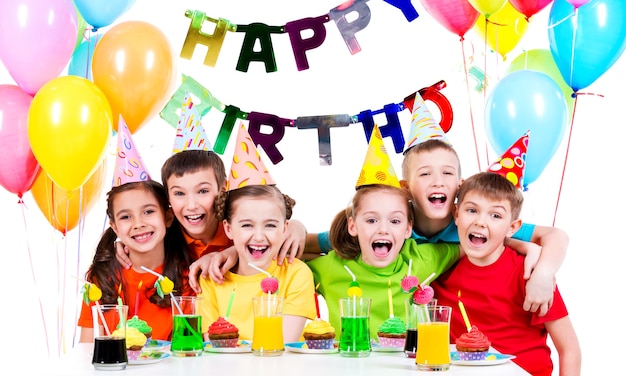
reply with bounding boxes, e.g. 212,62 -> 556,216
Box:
226,123 -> 276,191
355,125 -> 400,189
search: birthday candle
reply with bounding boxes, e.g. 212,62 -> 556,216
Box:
134,281 -> 142,316
457,290 -> 472,332
387,280 -> 394,318
314,283 -> 321,319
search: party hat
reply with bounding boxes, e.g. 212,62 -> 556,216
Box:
226,124 -> 276,191
172,92 -> 213,153
355,124 -> 400,189
404,92 -> 450,153
486,131 -> 529,188
113,118 -> 151,187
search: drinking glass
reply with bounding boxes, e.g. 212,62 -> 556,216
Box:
404,298 -> 438,358
91,304 -> 128,370
252,295 -> 284,356
338,297 -> 371,357
171,296 -> 203,357
415,305 -> 451,371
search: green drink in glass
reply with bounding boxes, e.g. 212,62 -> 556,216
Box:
171,296 -> 203,357
339,297 -> 371,357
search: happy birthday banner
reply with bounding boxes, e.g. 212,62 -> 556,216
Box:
160,75 -> 452,166
180,0 -> 420,72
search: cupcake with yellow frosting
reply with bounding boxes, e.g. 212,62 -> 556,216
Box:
126,315 -> 152,345
303,319 -> 335,349
112,327 -> 147,360
377,317 -> 407,348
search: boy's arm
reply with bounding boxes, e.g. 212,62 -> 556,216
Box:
302,232 -> 324,261
275,219 -> 307,265
545,316 -> 581,376
188,247 -> 238,292
526,225 -> 569,316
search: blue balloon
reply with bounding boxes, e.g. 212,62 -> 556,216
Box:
74,0 -> 136,30
485,71 -> 568,188
548,0 -> 626,92
68,34 -> 101,81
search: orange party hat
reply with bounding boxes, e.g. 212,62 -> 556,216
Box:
226,123 -> 276,191
356,124 -> 400,189
404,92 -> 450,153
486,131 -> 529,189
113,117 -> 151,187
172,92 -> 213,153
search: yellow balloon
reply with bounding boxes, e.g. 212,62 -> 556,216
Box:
473,2 -> 529,59
468,0 -> 507,17
30,161 -> 106,235
28,76 -> 112,191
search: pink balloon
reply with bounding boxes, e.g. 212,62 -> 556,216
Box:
0,85 -> 41,197
0,0 -> 78,95
419,0 -> 480,38
566,0 -> 591,7
509,0 -> 554,18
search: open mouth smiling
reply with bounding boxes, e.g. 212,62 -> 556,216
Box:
428,193 -> 447,205
372,240 -> 392,257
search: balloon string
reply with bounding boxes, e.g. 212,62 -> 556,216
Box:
20,200 -> 52,358
460,40 -> 482,171
552,96 -> 579,227
547,11 -> 575,29
482,17 -> 491,168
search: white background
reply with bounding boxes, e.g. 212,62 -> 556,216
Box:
1,1 -> 623,374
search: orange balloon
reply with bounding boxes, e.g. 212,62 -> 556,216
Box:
92,21 -> 177,134
30,161 -> 106,234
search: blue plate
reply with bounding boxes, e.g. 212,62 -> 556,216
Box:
450,352 -> 516,366
285,341 -> 338,354
143,339 -> 170,352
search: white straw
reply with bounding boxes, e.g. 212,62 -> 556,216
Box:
420,272 -> 436,288
141,266 -> 183,315
140,266 -> 162,278
95,302 -> 111,336
343,265 -> 356,281
248,262 -> 272,277
407,259 -> 412,276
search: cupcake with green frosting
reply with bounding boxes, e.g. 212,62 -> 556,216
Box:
127,315 -> 152,345
377,316 -> 406,348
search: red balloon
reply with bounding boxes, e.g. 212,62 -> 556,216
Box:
509,0 -> 553,19
419,0 -> 480,38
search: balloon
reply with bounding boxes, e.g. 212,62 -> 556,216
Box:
28,76 -> 112,191
0,85 -> 41,197
485,71 -> 568,187
468,0 -> 507,17
506,49 -> 575,120
74,6 -> 88,51
73,0 -> 136,30
93,21 -> 177,134
548,0 -> 626,92
509,0 -> 554,19
419,0 -> 480,38
566,0 -> 590,8
31,162 -> 106,234
473,2 -> 529,59
0,0 -> 78,95
68,33 -> 102,81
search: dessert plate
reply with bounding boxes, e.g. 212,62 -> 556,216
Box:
203,340 -> 252,353
285,342 -> 338,354
128,351 -> 170,365
450,352 -> 516,366
143,339 -> 170,352
370,340 -> 404,352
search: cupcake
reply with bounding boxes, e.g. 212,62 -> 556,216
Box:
302,319 -> 335,349
113,326 -> 147,360
377,316 -> 407,348
126,315 -> 152,345
208,317 -> 239,348
455,325 -> 491,361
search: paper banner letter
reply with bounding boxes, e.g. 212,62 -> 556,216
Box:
214,105 -> 247,154
329,0 -> 371,55
160,74 -> 224,128
246,112 -> 292,164
356,103 -> 405,153
403,81 -> 453,133
180,10 -> 236,67
382,0 -> 419,22
295,114 -> 354,166
285,15 -> 329,71
236,23 -> 283,73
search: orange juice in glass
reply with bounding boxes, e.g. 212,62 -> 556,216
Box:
416,306 -> 451,371
251,296 -> 284,356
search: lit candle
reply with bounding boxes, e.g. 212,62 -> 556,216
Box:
387,280 -> 394,318
457,290 -> 472,332
314,283 -> 321,319
135,281 -> 142,316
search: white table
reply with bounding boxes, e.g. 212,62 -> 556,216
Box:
33,343 -> 530,375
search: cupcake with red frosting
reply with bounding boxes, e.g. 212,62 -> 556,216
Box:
208,317 -> 240,348
455,325 -> 491,360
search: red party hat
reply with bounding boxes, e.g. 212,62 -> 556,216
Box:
486,131 -> 529,188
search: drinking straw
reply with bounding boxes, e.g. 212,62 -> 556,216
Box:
247,262 -> 272,277
407,259 -> 412,276
95,302 -> 111,336
140,266 -> 183,315
343,264 -> 358,350
343,265 -> 356,282
387,280 -> 394,318
225,285 -> 237,320
457,290 -> 472,332
419,272 -> 436,288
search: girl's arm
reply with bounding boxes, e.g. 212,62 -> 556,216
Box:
283,315 -> 308,343
545,316 -> 581,376
79,326 -> 94,343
